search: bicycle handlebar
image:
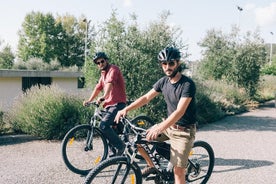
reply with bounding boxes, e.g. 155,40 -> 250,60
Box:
84,101 -> 100,107
120,116 -> 147,137
85,100 -> 133,107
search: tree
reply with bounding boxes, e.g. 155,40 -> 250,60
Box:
18,11 -> 90,68
55,14 -> 90,67
18,11 -> 63,63
198,29 -> 234,80
0,43 -> 15,69
199,26 -> 266,98
84,10 -> 187,121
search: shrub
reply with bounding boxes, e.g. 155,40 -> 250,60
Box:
0,110 -> 4,134
261,64 -> 276,76
258,75 -> 276,100
195,81 -> 225,124
6,85 -> 91,139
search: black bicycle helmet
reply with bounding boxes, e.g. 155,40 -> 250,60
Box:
158,47 -> 181,62
93,52 -> 109,62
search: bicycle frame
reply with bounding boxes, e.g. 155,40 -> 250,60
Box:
121,117 -> 213,183
121,118 -> 168,175
84,102 -> 104,151
85,102 -> 135,153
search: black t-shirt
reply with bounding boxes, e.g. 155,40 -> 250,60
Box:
153,75 -> 196,126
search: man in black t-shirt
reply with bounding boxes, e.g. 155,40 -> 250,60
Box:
115,47 -> 196,184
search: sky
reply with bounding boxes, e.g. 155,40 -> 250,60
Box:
0,0 -> 276,61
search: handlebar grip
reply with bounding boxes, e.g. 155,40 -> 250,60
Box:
84,101 -> 99,107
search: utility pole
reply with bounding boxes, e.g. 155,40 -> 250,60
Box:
270,32 -> 274,65
236,5 -> 243,28
83,18 -> 91,71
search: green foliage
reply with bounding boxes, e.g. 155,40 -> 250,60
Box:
84,10 -> 187,122
261,64 -> 276,75
17,12 -> 87,68
261,58 -> 276,75
0,45 -> 15,69
12,58 -> 79,72
199,26 -> 266,99
194,78 -> 249,123
55,14 -> 90,67
258,75 -> 276,100
198,29 -> 234,80
0,110 -> 4,134
6,85 -> 91,139
18,12 -> 62,63
195,89 -> 224,124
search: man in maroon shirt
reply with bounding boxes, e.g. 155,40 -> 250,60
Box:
83,52 -> 126,156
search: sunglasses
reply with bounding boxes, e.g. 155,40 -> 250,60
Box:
96,59 -> 105,65
161,61 -> 176,67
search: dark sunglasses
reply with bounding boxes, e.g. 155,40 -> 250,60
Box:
161,61 -> 176,67
96,59 -> 105,65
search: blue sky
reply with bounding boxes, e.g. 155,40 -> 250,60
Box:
0,0 -> 276,60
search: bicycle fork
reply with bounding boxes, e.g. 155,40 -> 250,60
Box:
84,126 -> 94,151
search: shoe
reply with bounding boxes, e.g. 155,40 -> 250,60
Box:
141,166 -> 156,177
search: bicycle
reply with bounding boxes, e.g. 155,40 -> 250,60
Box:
61,101 -> 154,176
83,116 -> 215,184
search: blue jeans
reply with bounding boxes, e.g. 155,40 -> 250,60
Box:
100,103 -> 126,150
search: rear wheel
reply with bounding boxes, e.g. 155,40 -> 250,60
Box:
186,140 -> 215,184
131,115 -> 154,129
61,125 -> 108,175
83,156 -> 142,184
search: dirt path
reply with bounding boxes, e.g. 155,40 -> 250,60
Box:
0,101 -> 275,184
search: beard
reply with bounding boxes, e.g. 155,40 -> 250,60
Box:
101,63 -> 109,71
165,66 -> 179,78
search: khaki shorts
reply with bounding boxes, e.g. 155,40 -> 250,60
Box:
156,125 -> 196,168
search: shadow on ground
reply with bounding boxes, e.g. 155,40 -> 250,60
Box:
212,157 -> 274,173
0,134 -> 41,146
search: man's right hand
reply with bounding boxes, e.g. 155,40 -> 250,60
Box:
83,100 -> 90,106
115,109 -> 128,124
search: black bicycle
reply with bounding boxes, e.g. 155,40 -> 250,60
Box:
83,117 -> 215,184
61,102 -> 154,175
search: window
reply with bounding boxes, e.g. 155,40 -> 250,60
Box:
22,77 -> 52,92
78,77 -> 85,88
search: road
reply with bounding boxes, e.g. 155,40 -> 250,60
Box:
0,101 -> 275,184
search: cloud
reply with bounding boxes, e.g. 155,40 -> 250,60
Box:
255,2 -> 276,27
123,0 -> 132,7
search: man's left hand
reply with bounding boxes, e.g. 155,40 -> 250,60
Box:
146,124 -> 162,141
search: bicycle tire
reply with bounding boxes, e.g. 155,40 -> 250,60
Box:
186,140 -> 215,184
83,156 -> 142,184
61,124 -> 108,175
131,115 -> 154,129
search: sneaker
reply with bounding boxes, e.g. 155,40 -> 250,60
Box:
141,166 -> 156,177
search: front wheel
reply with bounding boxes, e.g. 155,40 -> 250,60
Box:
61,124 -> 108,175
83,156 -> 142,184
186,140 -> 215,184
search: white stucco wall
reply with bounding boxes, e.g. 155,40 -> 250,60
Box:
52,78 -> 78,93
0,77 -> 22,111
52,78 -> 91,98
0,70 -> 85,112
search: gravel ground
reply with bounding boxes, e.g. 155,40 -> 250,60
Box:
0,100 -> 275,184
